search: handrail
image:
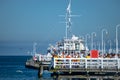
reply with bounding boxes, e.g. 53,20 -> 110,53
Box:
53,58 -> 120,70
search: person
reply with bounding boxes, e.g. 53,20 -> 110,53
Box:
114,54 -> 118,58
86,53 -> 90,58
66,53 -> 71,58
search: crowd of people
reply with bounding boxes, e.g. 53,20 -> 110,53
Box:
53,51 -> 120,58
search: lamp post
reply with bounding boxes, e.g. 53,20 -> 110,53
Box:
85,34 -> 90,50
103,41 -> 106,54
116,24 -> 120,54
108,40 -> 112,53
98,42 -> 100,52
91,32 -> 96,50
101,29 -> 108,57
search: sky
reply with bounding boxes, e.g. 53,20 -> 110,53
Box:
0,0 -> 120,55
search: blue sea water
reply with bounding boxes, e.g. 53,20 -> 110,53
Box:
0,56 -> 53,80
0,42 -> 54,80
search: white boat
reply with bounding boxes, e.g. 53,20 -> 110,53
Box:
31,0 -> 88,62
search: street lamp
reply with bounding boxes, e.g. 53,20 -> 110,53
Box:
95,41 -> 99,50
91,32 -> 96,50
108,40 -> 112,53
101,29 -> 108,57
85,34 -> 90,50
33,42 -> 37,55
98,42 -> 100,52
103,41 -> 106,54
116,24 -> 120,54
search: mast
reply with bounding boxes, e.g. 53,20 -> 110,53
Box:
66,0 -> 72,39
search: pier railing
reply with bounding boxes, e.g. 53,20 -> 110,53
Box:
40,57 -> 52,61
53,58 -> 120,70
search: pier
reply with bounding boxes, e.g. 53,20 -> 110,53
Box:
25,58 -> 50,77
52,58 -> 120,72
25,55 -> 120,78
49,58 -> 120,80
57,74 -> 120,80
25,59 -> 40,69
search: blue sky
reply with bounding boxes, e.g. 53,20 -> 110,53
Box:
0,0 -> 120,41
0,0 -> 120,55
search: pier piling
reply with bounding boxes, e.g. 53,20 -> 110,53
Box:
38,64 -> 50,77
38,65 -> 43,77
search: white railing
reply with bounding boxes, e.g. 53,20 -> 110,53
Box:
40,57 -> 52,61
35,55 -> 52,61
34,53 -> 52,61
54,58 -> 120,70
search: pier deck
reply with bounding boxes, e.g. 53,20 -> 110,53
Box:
25,57 -> 120,78
57,74 -> 120,80
50,58 -> 120,80
51,58 -> 120,73
25,58 -> 51,68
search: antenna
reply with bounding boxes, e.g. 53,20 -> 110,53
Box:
59,0 -> 80,39
66,0 -> 72,39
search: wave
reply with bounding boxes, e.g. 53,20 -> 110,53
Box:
16,70 -> 23,73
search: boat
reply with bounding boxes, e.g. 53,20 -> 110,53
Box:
33,0 -> 88,62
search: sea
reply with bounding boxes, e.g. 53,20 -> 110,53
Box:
0,56 -> 53,80
0,41 -> 57,80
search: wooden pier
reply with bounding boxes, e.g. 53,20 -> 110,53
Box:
25,59 -> 40,69
49,58 -> 120,80
57,74 -> 120,80
25,59 -> 50,77
25,57 -> 120,79
52,58 -> 120,71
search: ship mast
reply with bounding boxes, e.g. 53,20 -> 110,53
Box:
64,0 -> 80,39
66,0 -> 72,39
